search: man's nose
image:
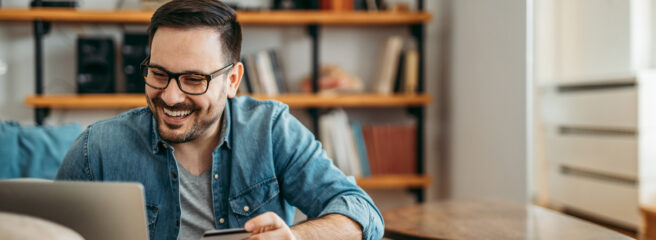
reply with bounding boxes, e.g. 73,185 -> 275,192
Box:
160,78 -> 186,106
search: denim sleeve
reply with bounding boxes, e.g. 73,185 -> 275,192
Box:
271,105 -> 384,240
55,128 -> 94,181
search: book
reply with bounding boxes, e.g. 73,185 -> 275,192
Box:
362,124 -> 416,175
366,0 -> 377,11
361,126 -> 376,174
255,51 -> 279,95
331,0 -> 343,11
244,55 -> 262,94
319,112 -> 336,165
354,0 -> 367,10
351,121 -> 371,176
318,110 -> 366,177
268,50 -> 288,93
241,50 -> 288,95
403,49 -> 419,94
329,112 -> 349,174
239,58 -> 252,94
374,36 -> 403,94
330,0 -> 354,11
332,110 -> 357,176
344,116 -> 362,177
393,49 -> 406,93
320,0 -> 331,10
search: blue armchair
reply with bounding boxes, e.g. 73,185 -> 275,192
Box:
0,120 -> 82,180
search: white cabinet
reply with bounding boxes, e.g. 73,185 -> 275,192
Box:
534,0 -> 654,230
541,83 -> 640,229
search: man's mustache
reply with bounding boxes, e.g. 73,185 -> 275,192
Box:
151,97 -> 198,111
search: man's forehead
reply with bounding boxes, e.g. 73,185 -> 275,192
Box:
150,26 -> 227,71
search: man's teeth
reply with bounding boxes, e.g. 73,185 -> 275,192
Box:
163,108 -> 192,117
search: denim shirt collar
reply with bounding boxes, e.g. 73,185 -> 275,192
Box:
150,99 -> 232,154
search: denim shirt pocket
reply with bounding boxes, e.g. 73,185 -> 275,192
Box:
229,177 -> 280,226
145,203 -> 159,238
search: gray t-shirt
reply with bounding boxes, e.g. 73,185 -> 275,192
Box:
178,113 -> 227,240
178,166 -> 215,240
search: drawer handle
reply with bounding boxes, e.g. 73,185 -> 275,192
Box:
560,166 -> 637,186
557,81 -> 635,93
558,127 -> 636,136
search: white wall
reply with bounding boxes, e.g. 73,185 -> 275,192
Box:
448,0 -> 529,203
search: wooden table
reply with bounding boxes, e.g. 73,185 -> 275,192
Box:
382,199 -> 634,240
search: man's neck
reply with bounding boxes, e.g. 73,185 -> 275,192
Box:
171,116 -> 223,176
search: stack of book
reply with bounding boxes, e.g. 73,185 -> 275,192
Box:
373,35 -> 419,95
240,50 -> 288,95
319,109 -> 416,177
272,0 -> 382,11
361,124 -> 416,175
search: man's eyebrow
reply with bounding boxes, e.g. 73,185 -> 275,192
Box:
147,62 -> 209,75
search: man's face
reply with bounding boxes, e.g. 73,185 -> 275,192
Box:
146,26 -> 233,144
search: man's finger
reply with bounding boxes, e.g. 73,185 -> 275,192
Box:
244,212 -> 285,233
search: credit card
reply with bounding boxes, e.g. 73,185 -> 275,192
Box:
200,228 -> 250,240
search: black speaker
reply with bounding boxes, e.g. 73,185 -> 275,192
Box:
272,0 -> 318,9
77,37 -> 115,94
122,33 -> 149,93
30,0 -> 77,8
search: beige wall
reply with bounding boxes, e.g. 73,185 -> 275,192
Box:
447,0 -> 530,203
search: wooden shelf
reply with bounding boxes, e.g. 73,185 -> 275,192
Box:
251,93 -> 432,108
26,94 -> 146,109
25,93 -> 432,109
355,175 -> 431,189
0,8 -> 431,25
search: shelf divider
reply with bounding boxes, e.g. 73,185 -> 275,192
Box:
355,174 -> 432,189
0,8 -> 431,25
25,93 -> 432,109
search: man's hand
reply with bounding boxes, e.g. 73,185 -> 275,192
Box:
244,212 -> 362,240
244,212 -> 297,240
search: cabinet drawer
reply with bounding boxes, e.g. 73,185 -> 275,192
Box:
542,87 -> 637,129
549,168 -> 639,228
545,128 -> 637,179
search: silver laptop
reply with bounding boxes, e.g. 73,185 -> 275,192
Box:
0,180 -> 150,240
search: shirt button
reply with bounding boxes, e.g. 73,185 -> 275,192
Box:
172,172 -> 177,179
243,206 -> 250,212
176,221 -> 180,226
219,218 -> 225,224
214,173 -> 219,180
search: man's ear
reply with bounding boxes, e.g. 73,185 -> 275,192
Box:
226,62 -> 244,98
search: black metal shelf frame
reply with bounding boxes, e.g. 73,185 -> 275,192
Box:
302,0 -> 426,202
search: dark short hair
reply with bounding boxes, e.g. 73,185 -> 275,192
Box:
147,0 -> 242,63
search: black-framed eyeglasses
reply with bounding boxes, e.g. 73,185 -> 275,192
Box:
140,57 -> 234,95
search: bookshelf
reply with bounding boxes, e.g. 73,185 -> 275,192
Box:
4,3 -> 432,201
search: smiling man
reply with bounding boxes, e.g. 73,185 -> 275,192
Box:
55,0 -> 383,240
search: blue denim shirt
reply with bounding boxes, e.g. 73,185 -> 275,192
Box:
56,96 -> 384,240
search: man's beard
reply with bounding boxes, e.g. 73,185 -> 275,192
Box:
148,96 -> 221,144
